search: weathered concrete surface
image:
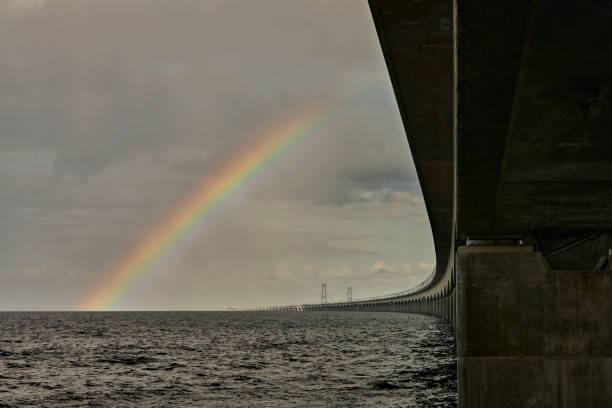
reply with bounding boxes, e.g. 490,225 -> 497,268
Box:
457,247 -> 612,407
456,0 -> 612,268
369,0 -> 454,282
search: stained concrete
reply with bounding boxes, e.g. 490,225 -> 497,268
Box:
457,247 -> 612,407
456,0 -> 612,245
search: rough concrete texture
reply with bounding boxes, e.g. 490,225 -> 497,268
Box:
368,0 -> 454,281
457,247 -> 612,407
456,0 -> 612,240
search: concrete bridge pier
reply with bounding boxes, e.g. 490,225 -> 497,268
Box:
457,245 -> 612,407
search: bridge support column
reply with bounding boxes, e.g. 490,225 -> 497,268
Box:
457,246 -> 612,407
448,294 -> 453,324
444,295 -> 450,322
451,292 -> 455,326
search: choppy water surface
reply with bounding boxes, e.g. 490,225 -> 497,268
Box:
0,311 -> 456,407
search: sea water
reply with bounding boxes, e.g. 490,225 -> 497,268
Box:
0,311 -> 456,407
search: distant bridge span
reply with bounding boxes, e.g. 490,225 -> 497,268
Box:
262,1 -> 612,406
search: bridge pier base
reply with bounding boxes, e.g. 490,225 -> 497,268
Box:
457,246 -> 612,407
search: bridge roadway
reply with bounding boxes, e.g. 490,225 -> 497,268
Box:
261,0 -> 612,406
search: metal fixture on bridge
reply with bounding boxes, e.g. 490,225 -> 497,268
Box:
347,287 -> 352,302
321,283 -> 327,304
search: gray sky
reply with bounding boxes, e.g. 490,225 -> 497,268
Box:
0,0 -> 434,310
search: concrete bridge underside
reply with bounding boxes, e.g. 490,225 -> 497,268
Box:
265,1 -> 612,406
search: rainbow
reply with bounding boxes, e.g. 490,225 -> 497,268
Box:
79,105 -> 335,310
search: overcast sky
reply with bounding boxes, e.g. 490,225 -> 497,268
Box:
0,0 -> 434,310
